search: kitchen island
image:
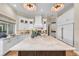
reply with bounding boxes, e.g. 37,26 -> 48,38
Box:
9,36 -> 75,56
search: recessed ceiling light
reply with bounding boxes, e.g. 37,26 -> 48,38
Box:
23,3 -> 36,11
51,3 -> 64,12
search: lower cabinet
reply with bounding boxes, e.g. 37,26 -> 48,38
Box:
0,40 -> 3,55
3,38 -> 11,54
0,35 -> 26,56
18,51 -> 66,56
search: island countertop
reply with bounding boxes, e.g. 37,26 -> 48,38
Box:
9,36 -> 75,51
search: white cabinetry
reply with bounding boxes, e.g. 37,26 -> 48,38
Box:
56,8 -> 74,46
0,40 -> 3,55
63,24 -> 74,46
57,8 -> 74,26
0,35 -> 25,56
56,26 -> 63,40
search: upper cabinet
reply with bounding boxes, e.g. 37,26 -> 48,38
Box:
57,8 -> 74,25
0,4 -> 16,22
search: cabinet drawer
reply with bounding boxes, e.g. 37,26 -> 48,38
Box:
3,38 -> 12,54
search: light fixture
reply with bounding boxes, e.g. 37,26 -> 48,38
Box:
23,3 -> 36,11
51,3 -> 64,12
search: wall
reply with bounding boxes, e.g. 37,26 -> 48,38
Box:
16,16 -> 34,31
74,4 -> 79,50
16,16 -> 47,30
16,16 -> 47,34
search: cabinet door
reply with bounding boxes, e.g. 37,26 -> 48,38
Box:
10,37 -> 16,48
57,26 -> 63,40
57,8 -> 74,25
0,41 -> 3,55
63,24 -> 74,46
3,39 -> 11,54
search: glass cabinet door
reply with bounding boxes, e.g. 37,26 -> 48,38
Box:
8,24 -> 15,34
0,25 -> 3,32
0,21 -> 15,34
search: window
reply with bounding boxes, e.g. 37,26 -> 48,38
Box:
30,21 -> 33,24
20,20 -> 24,23
44,21 -> 46,24
25,21 -> 28,23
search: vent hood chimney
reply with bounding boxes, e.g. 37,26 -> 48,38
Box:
34,16 -> 43,29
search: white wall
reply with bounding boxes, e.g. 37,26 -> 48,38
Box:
28,19 -> 34,29
16,16 -> 47,31
16,16 -> 34,31
74,4 -> 79,50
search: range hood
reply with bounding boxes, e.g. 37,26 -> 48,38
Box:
34,16 -> 43,29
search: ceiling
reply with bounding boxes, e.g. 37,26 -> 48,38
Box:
8,3 -> 74,18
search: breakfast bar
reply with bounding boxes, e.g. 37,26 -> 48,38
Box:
9,36 -> 75,56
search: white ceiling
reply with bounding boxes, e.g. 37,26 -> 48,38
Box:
8,3 -> 74,18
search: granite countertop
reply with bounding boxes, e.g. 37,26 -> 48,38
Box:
9,36 -> 75,51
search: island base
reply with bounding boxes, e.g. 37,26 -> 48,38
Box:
17,50 -> 74,56
5,50 -> 76,56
